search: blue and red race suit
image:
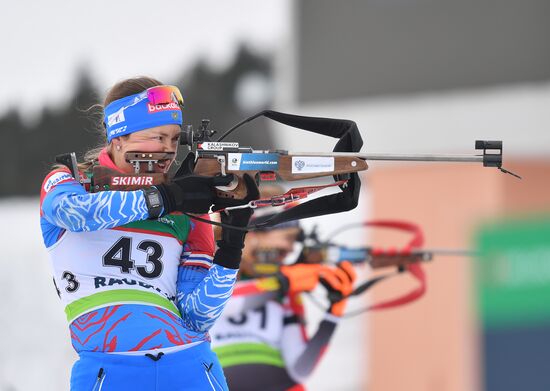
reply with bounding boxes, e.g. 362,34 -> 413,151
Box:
40,149 -> 234,390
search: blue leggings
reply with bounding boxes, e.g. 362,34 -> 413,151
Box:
70,342 -> 228,391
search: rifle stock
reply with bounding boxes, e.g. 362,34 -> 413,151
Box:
193,154 -> 368,199
193,155 -> 368,181
301,243 -> 431,269
91,153 -> 368,199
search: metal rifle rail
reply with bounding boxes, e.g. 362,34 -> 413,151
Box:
361,247 -> 478,259
292,151 -> 487,163
418,248 -> 479,257
289,151 -> 520,178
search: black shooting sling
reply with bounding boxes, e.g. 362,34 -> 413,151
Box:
218,110 -> 364,230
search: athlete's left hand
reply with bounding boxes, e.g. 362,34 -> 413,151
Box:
212,174 -> 260,269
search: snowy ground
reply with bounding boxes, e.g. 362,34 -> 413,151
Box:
0,198 -> 367,391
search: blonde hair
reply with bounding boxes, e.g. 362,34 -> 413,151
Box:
74,76 -> 164,171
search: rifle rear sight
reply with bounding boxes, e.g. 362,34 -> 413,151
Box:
180,119 -> 217,147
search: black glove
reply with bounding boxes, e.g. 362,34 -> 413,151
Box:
213,174 -> 260,269
142,153 -> 233,217
152,174 -> 234,216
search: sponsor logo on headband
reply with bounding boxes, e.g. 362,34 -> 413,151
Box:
109,125 -> 127,136
107,107 -> 126,127
147,102 -> 180,113
111,176 -> 154,186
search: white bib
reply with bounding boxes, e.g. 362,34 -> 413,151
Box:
48,221 -> 187,323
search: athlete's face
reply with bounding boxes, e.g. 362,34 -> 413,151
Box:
110,124 -> 181,174
241,227 -> 302,276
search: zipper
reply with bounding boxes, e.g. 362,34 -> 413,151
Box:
203,362 -> 225,391
91,368 -> 106,391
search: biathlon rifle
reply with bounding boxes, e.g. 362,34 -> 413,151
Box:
298,220 -> 476,314
56,110 -> 519,229
299,223 -> 476,270
239,220 -> 476,315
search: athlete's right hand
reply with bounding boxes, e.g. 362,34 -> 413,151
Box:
153,174 -> 234,215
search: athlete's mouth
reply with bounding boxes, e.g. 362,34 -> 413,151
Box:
156,159 -> 175,173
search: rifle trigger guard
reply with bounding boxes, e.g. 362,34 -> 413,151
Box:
215,174 -> 239,192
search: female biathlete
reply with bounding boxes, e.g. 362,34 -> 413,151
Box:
39,77 -> 257,390
209,185 -> 356,391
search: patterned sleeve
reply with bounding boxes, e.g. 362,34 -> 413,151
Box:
176,215 -> 239,332
40,168 -> 150,233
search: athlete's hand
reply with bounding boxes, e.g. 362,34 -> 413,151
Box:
278,264 -> 338,294
216,174 -> 260,248
154,174 -> 234,215
211,173 -> 260,212
146,153 -> 234,216
213,174 -> 260,269
320,261 -> 357,317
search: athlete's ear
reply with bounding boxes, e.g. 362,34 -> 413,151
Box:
111,139 -> 121,150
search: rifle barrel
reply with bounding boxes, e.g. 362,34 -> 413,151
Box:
291,151 -> 485,163
418,248 -> 479,257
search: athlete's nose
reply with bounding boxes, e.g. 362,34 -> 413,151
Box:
163,140 -> 176,153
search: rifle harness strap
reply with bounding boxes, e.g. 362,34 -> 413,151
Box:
217,110 -> 364,230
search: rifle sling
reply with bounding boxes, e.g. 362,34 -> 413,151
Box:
237,110 -> 364,229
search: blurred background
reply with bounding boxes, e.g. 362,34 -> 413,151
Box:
1,0 -> 549,390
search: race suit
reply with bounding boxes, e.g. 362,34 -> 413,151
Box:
209,276 -> 340,391
40,149 -> 233,390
